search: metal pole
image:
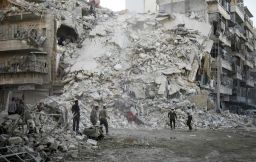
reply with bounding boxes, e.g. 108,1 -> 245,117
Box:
216,40 -> 221,113
215,12 -> 221,113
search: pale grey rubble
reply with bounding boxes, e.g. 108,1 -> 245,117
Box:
0,0 -> 255,161
41,1 -> 255,131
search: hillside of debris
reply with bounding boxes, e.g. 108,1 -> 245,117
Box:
5,0 -> 255,130
1,0 -> 255,161
50,9 -> 255,129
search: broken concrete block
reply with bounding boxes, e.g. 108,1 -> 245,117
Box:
90,91 -> 101,100
188,60 -> 199,82
58,144 -> 68,152
68,144 -> 77,150
114,64 -> 123,71
87,139 -> 97,146
8,137 -> 23,145
69,150 -> 79,158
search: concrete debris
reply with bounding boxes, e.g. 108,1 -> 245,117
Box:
42,10 -> 255,131
1,0 -> 255,160
87,139 -> 97,146
0,102 -> 96,161
8,137 -> 23,145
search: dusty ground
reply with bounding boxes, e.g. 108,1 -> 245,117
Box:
70,128 -> 256,162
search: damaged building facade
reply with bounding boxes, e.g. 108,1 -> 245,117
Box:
157,0 -> 256,111
0,0 -> 56,110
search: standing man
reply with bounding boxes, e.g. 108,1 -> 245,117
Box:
99,106 -> 109,135
187,112 -> 193,131
72,100 -> 80,134
168,108 -> 177,129
8,97 -> 17,115
89,0 -> 100,17
90,106 -> 99,126
17,99 -> 25,115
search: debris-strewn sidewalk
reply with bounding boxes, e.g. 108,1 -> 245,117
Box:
0,103 -> 100,161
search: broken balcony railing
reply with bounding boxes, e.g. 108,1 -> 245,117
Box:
0,145 -> 39,162
0,56 -> 48,74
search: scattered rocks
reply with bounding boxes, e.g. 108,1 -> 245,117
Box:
8,137 -> 23,145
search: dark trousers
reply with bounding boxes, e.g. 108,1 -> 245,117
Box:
187,121 -> 192,130
90,117 -> 97,126
73,115 -> 80,132
8,112 -> 15,115
100,118 -> 108,134
170,119 -> 175,129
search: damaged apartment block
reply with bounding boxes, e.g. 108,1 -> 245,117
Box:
0,0 -> 56,110
157,0 -> 256,111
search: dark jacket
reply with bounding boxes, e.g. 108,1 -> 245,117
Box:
8,101 -> 17,114
168,111 -> 177,120
187,115 -> 192,123
72,104 -> 80,116
99,109 -> 107,119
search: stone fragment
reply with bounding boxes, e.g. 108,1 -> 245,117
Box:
87,139 -> 97,146
8,137 -> 23,145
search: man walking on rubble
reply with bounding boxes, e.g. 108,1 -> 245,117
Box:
187,112 -> 193,131
90,105 -> 99,126
89,0 -> 100,17
168,108 -> 177,129
99,106 -> 109,135
72,100 -> 80,134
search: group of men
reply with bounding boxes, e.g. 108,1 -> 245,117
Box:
8,97 -> 25,116
71,100 -> 109,135
168,108 -> 193,131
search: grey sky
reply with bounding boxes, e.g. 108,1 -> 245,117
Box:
244,0 -> 256,27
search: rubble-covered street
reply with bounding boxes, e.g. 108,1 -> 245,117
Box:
1,0 -> 256,161
74,128 -> 256,162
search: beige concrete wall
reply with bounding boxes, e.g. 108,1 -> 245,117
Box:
0,40 -> 34,51
0,73 -> 44,85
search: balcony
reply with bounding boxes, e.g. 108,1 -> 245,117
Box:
221,59 -> 233,71
219,85 -> 233,95
245,75 -> 255,88
219,32 -> 231,47
211,58 -> 233,71
244,53 -> 254,68
244,16 -> 254,32
233,66 -> 242,80
230,5 -> 244,22
0,55 -> 48,74
244,60 -> 254,68
0,40 -> 39,52
0,24 -> 46,52
246,79 -> 254,88
207,0 -> 231,20
0,73 -> 45,85
248,99 -> 256,106
233,26 -> 246,40
233,52 -> 245,61
230,96 -> 246,103
245,41 -> 254,52
242,74 -> 255,88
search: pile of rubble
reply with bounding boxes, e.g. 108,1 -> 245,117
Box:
0,104 -> 100,161
49,10 -> 255,130
1,0 -> 255,160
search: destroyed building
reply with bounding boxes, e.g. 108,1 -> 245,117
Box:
0,0 -> 56,110
157,0 -> 256,111
0,0 -> 255,161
